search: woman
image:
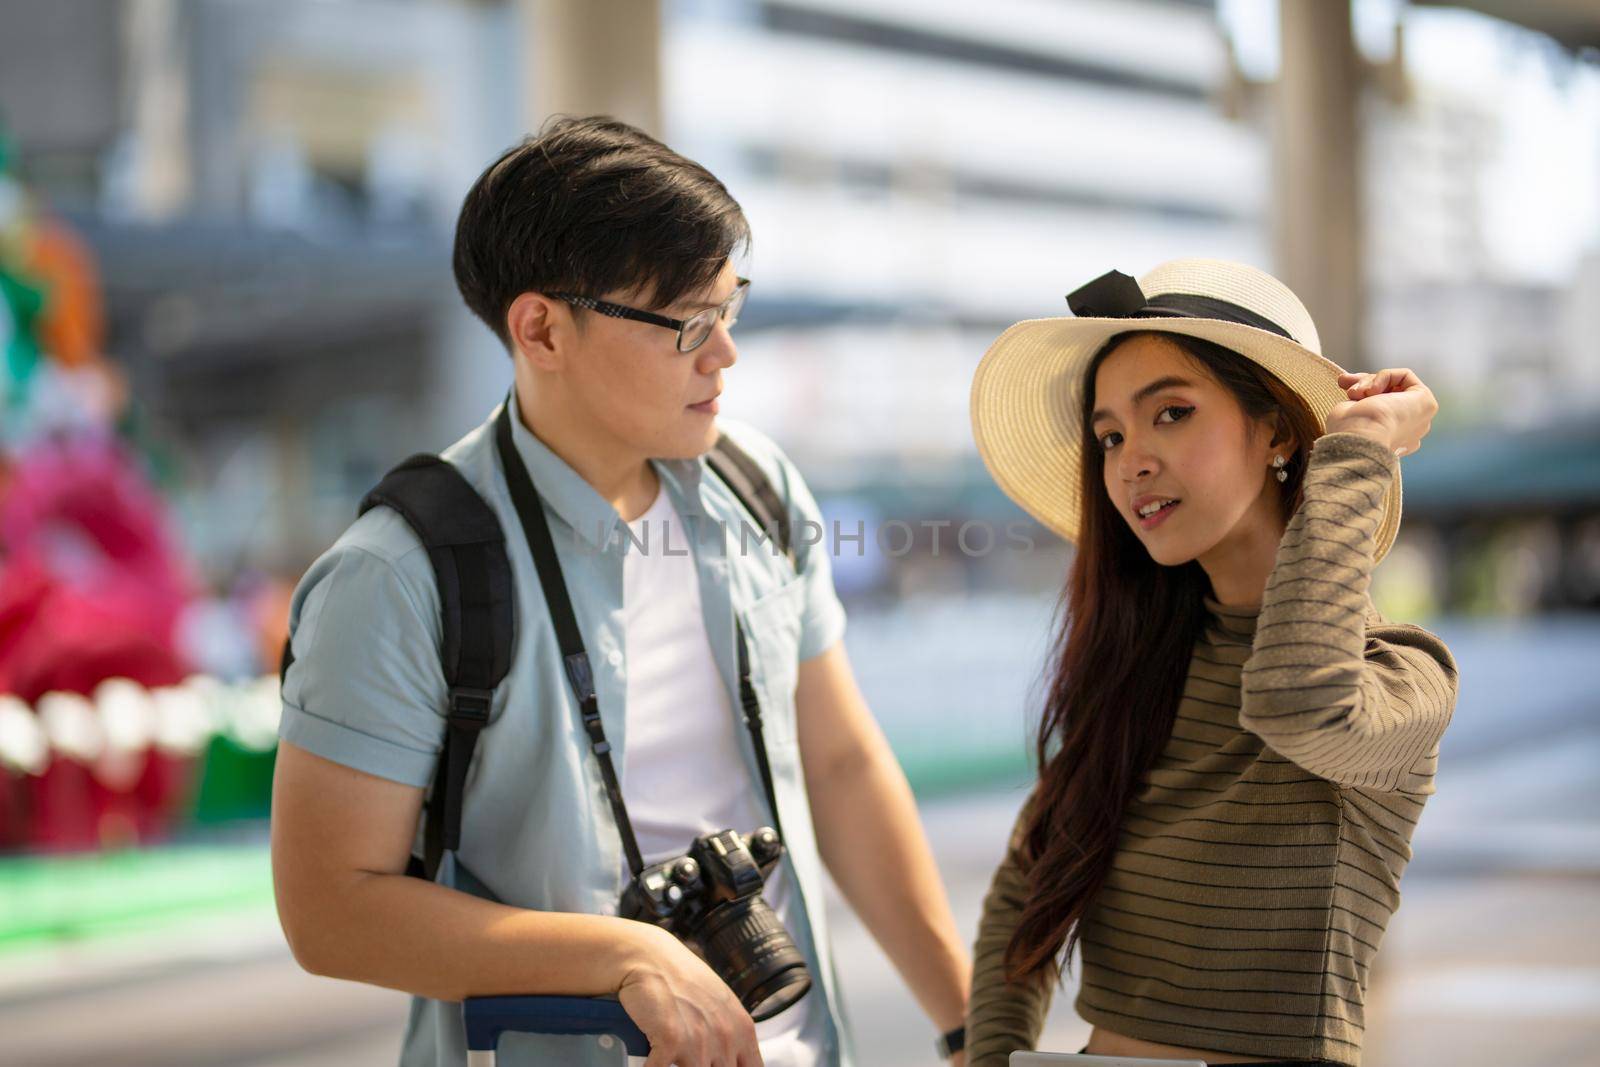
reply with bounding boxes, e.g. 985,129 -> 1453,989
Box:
962,260 -> 1459,1066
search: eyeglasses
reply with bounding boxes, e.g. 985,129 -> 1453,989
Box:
547,278 -> 750,353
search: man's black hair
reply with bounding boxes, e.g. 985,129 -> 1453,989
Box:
452,115 -> 751,350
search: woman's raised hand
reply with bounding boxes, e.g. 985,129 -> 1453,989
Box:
1327,368 -> 1439,458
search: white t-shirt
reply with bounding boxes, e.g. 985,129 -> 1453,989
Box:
620,485 -> 820,1066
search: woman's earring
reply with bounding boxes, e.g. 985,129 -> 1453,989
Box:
1273,455 -> 1288,483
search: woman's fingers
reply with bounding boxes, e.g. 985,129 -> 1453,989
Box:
1343,368 -> 1423,396
1341,371 -> 1375,398
1341,368 -> 1433,404
1325,369 -> 1438,455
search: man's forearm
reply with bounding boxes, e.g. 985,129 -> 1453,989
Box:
283,867 -> 660,1003
807,742 -> 971,1032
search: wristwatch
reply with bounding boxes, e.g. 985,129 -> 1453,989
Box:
935,1024 -> 966,1060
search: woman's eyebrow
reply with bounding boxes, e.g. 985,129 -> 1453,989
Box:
1090,375 -> 1197,424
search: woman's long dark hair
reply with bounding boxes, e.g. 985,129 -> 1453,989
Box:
1003,330 -> 1323,985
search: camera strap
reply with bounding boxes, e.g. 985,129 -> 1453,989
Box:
494,402 -> 787,878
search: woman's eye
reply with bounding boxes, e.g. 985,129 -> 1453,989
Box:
1156,405 -> 1195,425
1098,431 -> 1122,451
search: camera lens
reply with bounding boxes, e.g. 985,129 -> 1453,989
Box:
697,896 -> 812,1021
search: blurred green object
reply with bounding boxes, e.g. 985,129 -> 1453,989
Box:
900,745 -> 1031,799
0,844 -> 273,952
191,736 -> 278,824
0,265 -> 44,393
0,119 -> 42,396
1401,423 -> 1600,515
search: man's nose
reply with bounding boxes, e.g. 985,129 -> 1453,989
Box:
696,323 -> 738,372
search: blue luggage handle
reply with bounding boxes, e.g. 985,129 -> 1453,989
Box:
464,995 -> 651,1057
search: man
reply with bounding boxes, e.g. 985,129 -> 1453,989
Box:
271,116 -> 971,1067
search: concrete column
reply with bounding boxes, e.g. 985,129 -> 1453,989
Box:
1273,0 -> 1363,366
518,0 -> 663,136
122,0 -> 192,218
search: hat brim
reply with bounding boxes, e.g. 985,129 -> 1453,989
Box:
969,315 -> 1402,564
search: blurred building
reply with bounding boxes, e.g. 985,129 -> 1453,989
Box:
689,0 -> 1268,483
2,0 -> 1263,578
1363,44 -> 1600,426
1,0 -> 524,577
0,0 -> 1595,608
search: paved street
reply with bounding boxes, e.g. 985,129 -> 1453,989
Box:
4,735 -> 1597,1066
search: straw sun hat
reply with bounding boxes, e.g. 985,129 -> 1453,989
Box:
969,258 -> 1402,563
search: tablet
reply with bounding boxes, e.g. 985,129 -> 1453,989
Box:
1010,1054 -> 1208,1066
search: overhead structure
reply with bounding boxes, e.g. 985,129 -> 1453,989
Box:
1410,0 -> 1600,52
1271,0 -> 1598,371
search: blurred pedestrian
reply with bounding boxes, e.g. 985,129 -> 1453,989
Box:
964,260 -> 1459,1065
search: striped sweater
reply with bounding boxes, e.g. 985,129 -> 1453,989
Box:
966,431 -> 1460,1066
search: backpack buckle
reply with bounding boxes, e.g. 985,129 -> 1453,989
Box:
447,686 -> 494,728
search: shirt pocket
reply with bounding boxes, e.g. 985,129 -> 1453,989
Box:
736,576 -> 806,745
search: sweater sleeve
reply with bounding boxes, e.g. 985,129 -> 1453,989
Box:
967,798 -> 1055,1067
1239,431 -> 1460,793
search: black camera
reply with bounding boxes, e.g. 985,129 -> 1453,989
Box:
619,826 -> 811,1021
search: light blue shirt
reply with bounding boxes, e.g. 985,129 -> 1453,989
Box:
279,396 -> 853,1066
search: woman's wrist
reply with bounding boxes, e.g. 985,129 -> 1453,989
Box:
1320,415 -> 1391,448
1316,423 -> 1403,462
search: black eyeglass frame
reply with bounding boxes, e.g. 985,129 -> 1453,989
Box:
547,278 -> 751,353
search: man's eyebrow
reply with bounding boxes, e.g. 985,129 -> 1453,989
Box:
669,282 -> 738,315
1089,375 -> 1197,425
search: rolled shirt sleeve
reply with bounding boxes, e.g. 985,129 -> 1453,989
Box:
279,514 -> 448,788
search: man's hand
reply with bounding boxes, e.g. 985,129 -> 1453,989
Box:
1328,368 -> 1438,457
271,741 -> 763,1060
617,923 -> 764,1067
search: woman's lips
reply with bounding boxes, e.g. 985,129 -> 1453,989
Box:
689,396 -> 720,415
1138,500 -> 1180,530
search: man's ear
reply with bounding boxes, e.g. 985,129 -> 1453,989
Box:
506,292 -> 566,371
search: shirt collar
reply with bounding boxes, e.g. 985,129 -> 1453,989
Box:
500,391 -> 711,550
1202,594 -> 1260,640
653,455 -> 708,522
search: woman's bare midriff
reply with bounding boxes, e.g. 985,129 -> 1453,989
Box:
1086,1025 -> 1286,1063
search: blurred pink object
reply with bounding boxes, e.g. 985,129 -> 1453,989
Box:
0,437 -> 193,701
0,438 -> 196,848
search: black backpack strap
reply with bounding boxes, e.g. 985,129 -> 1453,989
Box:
356,454 -> 514,882
705,434 -> 796,571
